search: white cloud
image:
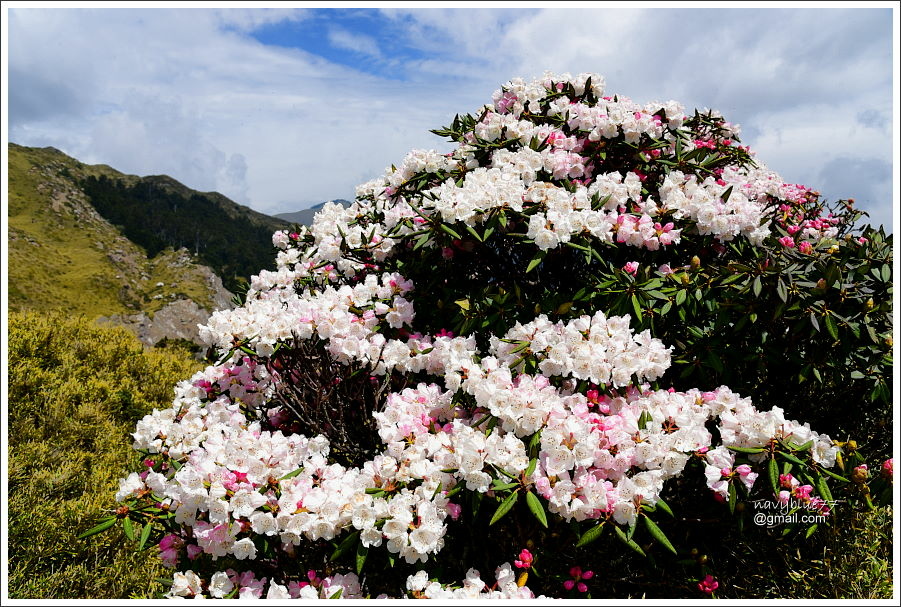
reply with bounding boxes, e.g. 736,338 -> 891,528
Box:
6,7 -> 895,229
328,27 -> 382,59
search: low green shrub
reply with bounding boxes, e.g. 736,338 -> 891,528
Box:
6,311 -> 201,598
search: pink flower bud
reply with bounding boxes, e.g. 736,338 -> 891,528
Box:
698,575 -> 719,594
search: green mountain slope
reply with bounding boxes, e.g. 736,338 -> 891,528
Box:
7,143 -> 267,331
79,166 -> 288,294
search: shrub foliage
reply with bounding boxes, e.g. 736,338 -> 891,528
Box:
7,311 -> 200,598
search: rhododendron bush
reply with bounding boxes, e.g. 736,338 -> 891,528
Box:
88,73 -> 893,598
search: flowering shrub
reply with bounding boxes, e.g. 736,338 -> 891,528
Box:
87,72 -> 892,598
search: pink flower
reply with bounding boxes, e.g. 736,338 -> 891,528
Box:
435,328 -> 455,338
794,484 -> 814,500
623,261 -> 639,275
446,502 -> 462,521
778,490 -> 791,505
698,575 -> 719,594
563,566 -> 591,592
778,235 -> 795,248
779,473 -> 797,488
798,241 -> 813,255
514,548 -> 534,569
882,458 -> 894,480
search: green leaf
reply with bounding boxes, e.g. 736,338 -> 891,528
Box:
77,517 -> 117,539
643,516 -> 677,555
491,480 -> 519,491
355,543 -> 369,575
655,497 -> 674,518
637,410 -> 653,430
727,446 -> 766,454
464,223 -> 484,242
820,467 -> 850,483
556,301 -> 574,315
728,480 -> 737,513
525,457 -> 538,479
525,491 -> 548,528
768,457 -> 780,495
330,530 -> 360,561
576,522 -> 606,547
489,491 -> 519,525
776,279 -> 787,303
816,475 -> 833,504
752,276 -> 762,297
138,519 -> 153,551
440,223 -> 462,240
777,451 -> 808,468
805,523 -> 819,539
824,314 -> 839,341
329,589 -> 343,599
122,517 -> 135,541
794,440 -> 814,452
614,525 -> 646,557
279,467 -> 304,481
631,294 -> 643,318
526,251 -> 546,273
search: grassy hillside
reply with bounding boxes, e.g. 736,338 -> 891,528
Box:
7,143 -> 244,318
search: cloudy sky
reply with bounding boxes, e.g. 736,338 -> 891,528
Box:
5,5 -> 897,229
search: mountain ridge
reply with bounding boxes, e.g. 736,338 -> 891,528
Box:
6,143 -> 286,349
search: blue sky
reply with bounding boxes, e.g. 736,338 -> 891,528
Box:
4,6 -> 898,230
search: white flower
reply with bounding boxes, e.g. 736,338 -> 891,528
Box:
208,571 -> 234,598
231,537 -> 258,560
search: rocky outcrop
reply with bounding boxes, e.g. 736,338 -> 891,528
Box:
99,298 -> 221,350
